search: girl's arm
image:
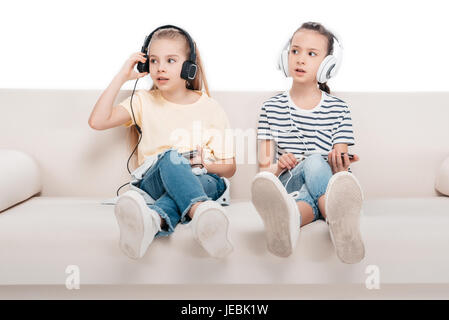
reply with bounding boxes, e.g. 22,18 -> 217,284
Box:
204,158 -> 236,179
88,52 -> 148,130
88,74 -> 130,130
258,140 -> 285,176
192,146 -> 236,178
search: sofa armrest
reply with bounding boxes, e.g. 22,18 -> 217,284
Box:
0,149 -> 42,212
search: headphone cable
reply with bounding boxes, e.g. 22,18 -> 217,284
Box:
129,78 -> 142,135
116,78 -> 142,197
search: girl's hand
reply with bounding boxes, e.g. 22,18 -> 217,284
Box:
327,149 -> 360,174
277,153 -> 298,171
117,52 -> 149,82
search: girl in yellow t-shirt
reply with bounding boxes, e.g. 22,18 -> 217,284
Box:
89,25 -> 235,260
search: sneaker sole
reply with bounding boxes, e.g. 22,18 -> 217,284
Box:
251,172 -> 296,257
114,194 -> 146,259
195,206 -> 233,258
325,171 -> 365,264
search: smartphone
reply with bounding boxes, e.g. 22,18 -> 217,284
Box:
341,153 -> 354,160
181,150 -> 198,159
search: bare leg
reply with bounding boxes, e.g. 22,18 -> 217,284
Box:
318,194 -> 326,219
297,201 -> 315,227
188,201 -> 205,219
153,199 -> 204,230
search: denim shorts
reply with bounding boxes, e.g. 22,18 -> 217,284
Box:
133,149 -> 227,237
278,153 -> 333,221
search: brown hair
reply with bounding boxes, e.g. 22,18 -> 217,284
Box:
290,22 -> 336,94
127,27 -> 210,171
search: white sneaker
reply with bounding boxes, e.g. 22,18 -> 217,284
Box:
114,190 -> 161,259
251,171 -> 301,257
191,200 -> 233,258
325,171 -> 365,264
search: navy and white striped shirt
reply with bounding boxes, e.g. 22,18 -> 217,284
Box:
257,90 -> 355,161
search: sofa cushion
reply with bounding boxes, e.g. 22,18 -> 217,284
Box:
1,197 -> 449,286
0,149 -> 42,212
436,157 -> 449,196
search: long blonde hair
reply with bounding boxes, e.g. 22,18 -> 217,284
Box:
127,27 -> 210,171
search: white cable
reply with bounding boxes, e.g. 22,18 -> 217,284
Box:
282,169 -> 294,190
273,101 -> 310,190
273,102 -> 311,158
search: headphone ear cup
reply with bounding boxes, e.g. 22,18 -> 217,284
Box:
137,54 -> 149,73
317,55 -> 336,83
181,61 -> 198,80
278,49 -> 290,77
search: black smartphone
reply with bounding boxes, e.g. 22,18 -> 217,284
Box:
341,153 -> 354,160
181,150 -> 198,159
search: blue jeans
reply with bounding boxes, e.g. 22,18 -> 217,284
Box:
278,154 -> 333,221
138,149 -> 226,238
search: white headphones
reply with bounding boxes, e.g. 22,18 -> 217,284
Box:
277,26 -> 343,83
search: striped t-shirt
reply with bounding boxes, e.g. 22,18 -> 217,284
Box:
257,90 -> 355,161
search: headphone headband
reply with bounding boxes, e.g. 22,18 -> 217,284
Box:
141,25 -> 197,64
137,25 -> 198,80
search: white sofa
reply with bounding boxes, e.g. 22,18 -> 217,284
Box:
1,89 -> 449,299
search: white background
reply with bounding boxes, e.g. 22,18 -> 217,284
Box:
1,0 -> 448,92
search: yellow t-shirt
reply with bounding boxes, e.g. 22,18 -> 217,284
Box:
119,89 -> 235,167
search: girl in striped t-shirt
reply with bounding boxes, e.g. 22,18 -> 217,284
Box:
252,22 -> 365,264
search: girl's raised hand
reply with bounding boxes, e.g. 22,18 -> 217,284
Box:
327,149 -> 360,174
277,153 -> 298,171
118,52 -> 149,82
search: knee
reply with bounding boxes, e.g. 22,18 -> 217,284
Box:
160,149 -> 189,166
303,154 -> 328,173
303,154 -> 332,182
